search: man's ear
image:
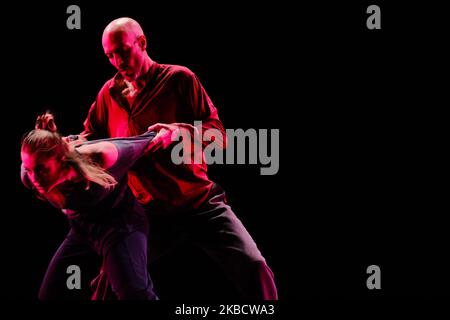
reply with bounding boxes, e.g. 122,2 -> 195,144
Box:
138,35 -> 147,51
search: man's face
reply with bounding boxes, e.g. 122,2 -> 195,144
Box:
103,31 -> 146,82
21,150 -> 63,193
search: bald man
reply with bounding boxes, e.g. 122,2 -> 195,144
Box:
82,17 -> 278,300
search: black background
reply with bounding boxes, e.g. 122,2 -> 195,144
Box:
1,0 -> 447,309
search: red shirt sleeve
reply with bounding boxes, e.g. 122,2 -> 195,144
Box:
181,70 -> 227,149
82,83 -> 111,140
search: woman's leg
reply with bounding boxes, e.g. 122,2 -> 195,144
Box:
39,229 -> 97,300
102,231 -> 158,300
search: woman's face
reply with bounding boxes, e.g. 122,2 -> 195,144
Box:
21,150 -> 64,193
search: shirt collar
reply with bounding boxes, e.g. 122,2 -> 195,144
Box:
108,60 -> 158,92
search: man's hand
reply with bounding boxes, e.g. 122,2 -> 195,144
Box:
63,133 -> 88,148
146,123 -> 199,153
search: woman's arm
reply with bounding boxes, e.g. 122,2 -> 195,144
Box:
75,131 -> 156,179
75,142 -> 119,169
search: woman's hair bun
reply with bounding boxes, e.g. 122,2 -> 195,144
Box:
35,112 -> 57,133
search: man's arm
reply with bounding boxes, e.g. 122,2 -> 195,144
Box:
187,71 -> 227,150
147,68 -> 227,152
81,82 -> 113,141
82,100 -> 109,141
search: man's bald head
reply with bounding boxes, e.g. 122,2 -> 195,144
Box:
102,17 -> 151,82
102,17 -> 144,43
